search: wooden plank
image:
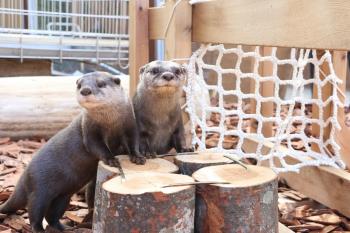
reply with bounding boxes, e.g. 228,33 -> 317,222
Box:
149,6 -> 167,40
260,47 -> 275,137
312,51 -> 333,153
333,51 -> 350,169
242,136 -> 350,218
278,223 -> 294,233
0,59 -> 51,77
192,0 -> 350,50
128,0 -> 149,97
163,0 -> 192,60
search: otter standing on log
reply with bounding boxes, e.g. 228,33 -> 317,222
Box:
133,61 -> 192,157
0,72 -> 145,233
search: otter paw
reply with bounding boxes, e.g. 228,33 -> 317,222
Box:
107,158 -> 121,167
130,155 -> 146,165
180,147 -> 194,153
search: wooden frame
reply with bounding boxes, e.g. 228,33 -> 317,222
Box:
129,0 -> 350,221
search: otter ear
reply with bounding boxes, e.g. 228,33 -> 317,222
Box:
112,76 -> 121,85
180,64 -> 188,75
139,64 -> 147,74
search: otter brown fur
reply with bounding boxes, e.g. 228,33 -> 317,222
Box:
133,61 -> 192,156
0,72 -> 145,233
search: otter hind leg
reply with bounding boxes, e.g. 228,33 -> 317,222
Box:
28,192 -> 52,233
45,194 -> 71,231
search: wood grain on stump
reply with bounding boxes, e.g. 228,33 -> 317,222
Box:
93,155 -> 179,229
93,172 -> 195,233
174,152 -> 231,175
192,164 -> 278,233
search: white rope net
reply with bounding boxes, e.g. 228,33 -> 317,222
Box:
184,44 -> 345,173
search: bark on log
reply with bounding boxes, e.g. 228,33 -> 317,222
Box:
93,172 -> 195,233
192,164 -> 278,233
93,155 -> 179,229
174,152 -> 231,175
0,75 -> 129,140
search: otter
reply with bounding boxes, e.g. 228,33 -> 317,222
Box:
0,72 -> 145,233
133,60 -> 192,157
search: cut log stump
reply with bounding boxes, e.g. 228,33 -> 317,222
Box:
93,155 -> 179,229
192,164 -> 278,233
93,172 -> 196,233
174,152 -> 231,175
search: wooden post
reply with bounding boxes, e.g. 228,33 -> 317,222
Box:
93,155 -> 179,229
333,51 -> 350,168
93,172 -> 195,233
174,152 -> 231,176
260,46 -> 275,137
192,164 -> 278,233
128,0 -> 149,97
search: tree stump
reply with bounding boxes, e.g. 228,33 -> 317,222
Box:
174,152 -> 231,175
93,155 -> 179,228
192,164 -> 278,233
93,172 -> 196,233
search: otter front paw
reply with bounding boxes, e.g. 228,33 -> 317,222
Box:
130,155 -> 146,165
179,147 -> 194,153
106,157 -> 121,167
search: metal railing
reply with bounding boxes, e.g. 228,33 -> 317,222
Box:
0,0 -> 129,66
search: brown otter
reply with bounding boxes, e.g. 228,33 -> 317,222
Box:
133,60 -> 193,157
0,72 -> 145,233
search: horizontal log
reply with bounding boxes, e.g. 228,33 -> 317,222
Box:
0,76 -> 130,139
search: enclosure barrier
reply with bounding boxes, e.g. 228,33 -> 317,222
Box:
128,0 -> 350,219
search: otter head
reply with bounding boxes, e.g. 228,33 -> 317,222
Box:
139,61 -> 187,95
76,72 -> 127,110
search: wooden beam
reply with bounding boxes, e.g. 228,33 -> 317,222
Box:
128,0 -> 149,97
333,51 -> 350,169
149,6 -> 167,40
163,0 -> 192,60
242,136 -> 350,218
192,0 -> 350,50
0,59 -> 51,77
260,47 -> 275,137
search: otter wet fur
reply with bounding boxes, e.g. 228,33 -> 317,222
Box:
0,72 -> 145,233
133,61 -> 193,157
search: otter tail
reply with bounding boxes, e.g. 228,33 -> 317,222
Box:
0,175 -> 27,214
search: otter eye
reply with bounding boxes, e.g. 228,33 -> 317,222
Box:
150,67 -> 160,75
97,81 -> 106,88
174,68 -> 181,76
113,77 -> 121,85
77,83 -> 81,89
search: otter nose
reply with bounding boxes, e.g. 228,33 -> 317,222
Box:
162,74 -> 174,81
80,87 -> 92,96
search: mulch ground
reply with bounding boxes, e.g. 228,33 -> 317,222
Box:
0,138 -> 350,232
0,104 -> 350,232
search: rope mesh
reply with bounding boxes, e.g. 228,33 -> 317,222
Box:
184,44 -> 345,173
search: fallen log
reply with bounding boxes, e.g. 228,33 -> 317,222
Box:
0,75 -> 129,140
192,164 -> 278,233
174,152 -> 231,175
93,172 -> 195,233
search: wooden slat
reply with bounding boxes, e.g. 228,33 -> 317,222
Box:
260,47 -> 275,137
128,0 -> 149,97
164,0 -> 192,60
242,136 -> 350,217
333,51 -> 350,169
192,0 -> 350,50
149,6 -> 167,40
311,51 -> 333,153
